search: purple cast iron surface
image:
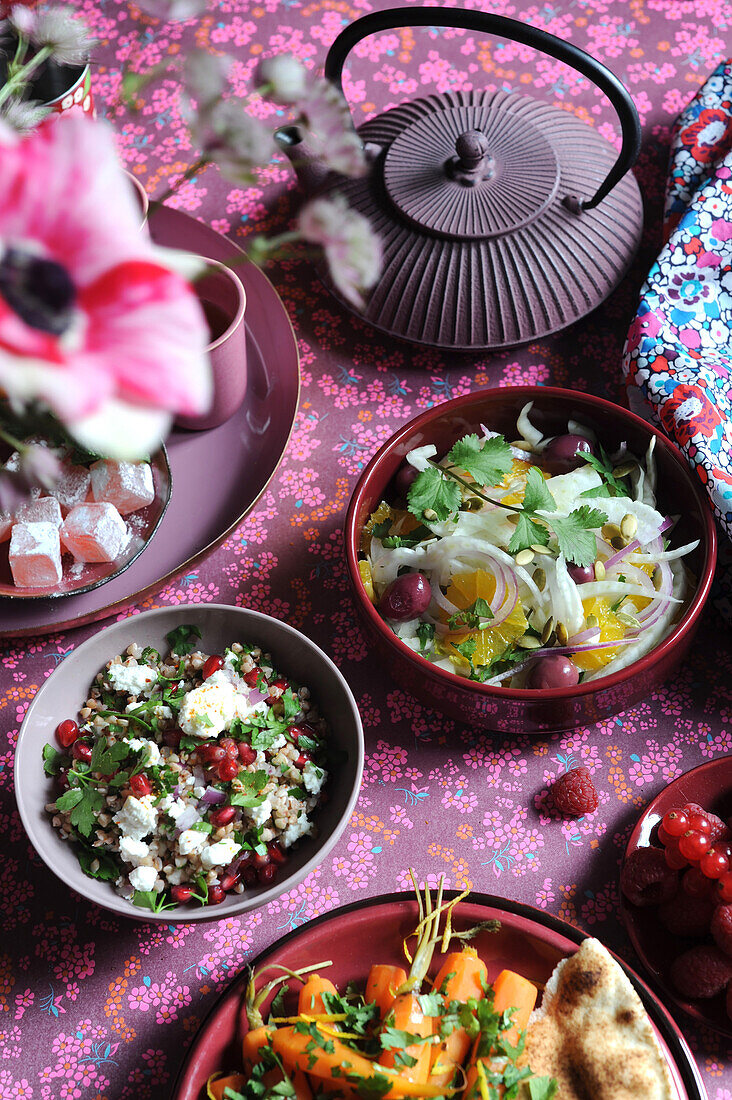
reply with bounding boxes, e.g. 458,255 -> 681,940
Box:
0,2 -> 730,1097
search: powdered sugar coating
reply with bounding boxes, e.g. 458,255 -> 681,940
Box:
9,521 -> 63,586
90,459 -> 155,515
60,502 -> 128,562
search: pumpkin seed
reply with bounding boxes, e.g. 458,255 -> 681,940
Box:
540,617 -> 555,645
621,513 -> 638,540
515,548 -> 535,567
534,568 -> 546,592
423,508 -> 438,521
611,535 -> 628,551
594,560 -> 606,581
517,634 -> 542,650
586,613 -> 599,629
601,522 -> 622,541
556,621 -> 569,646
531,544 -> 552,556
612,461 -> 637,479
652,565 -> 663,591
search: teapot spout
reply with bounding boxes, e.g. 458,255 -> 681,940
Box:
274,125 -> 332,195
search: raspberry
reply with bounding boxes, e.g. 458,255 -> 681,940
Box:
621,847 -> 679,908
659,892 -> 714,937
551,767 -> 599,816
711,905 -> 732,958
682,867 -> 716,899
670,946 -> 732,999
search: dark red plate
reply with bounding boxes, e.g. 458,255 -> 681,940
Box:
171,892 -> 706,1100
622,758 -> 732,1037
0,208 -> 299,636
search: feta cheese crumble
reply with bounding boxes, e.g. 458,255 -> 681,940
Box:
177,670 -> 267,739
201,837 -> 241,869
113,795 -> 157,841
108,663 -> 157,697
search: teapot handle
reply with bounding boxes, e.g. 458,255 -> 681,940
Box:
324,6 -> 641,211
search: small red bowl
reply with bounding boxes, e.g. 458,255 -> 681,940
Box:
621,757 -> 732,1037
344,386 -> 716,735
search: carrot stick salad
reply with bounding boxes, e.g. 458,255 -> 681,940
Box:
206,876 -> 556,1100
358,403 -> 698,690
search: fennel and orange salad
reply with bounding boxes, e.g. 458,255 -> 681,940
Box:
207,878 -> 556,1100
359,403 -> 698,690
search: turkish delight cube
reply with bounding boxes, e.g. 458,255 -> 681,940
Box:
16,496 -> 63,528
0,510 -> 11,542
60,503 -> 127,563
51,459 -> 92,514
9,522 -> 63,587
90,460 -> 154,515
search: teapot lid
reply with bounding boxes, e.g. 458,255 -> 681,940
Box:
314,7 -> 643,351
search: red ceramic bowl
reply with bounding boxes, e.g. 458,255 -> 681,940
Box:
172,893 -> 706,1100
621,758 -> 732,1037
344,386 -> 717,735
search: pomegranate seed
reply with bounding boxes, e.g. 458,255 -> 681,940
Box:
220,738 -> 238,759
71,740 -> 92,762
253,850 -> 271,868
56,719 -> 79,748
202,655 -> 225,680
267,842 -> 287,865
207,884 -> 225,904
243,669 -> 264,688
129,773 -> 152,797
679,830 -> 712,862
257,863 -> 278,885
218,759 -> 238,782
241,865 -> 258,887
719,873 -> 732,904
209,806 -> 236,828
220,873 -> 239,892
661,809 -> 689,838
238,743 -> 257,765
702,848 -> 731,880
162,729 -> 181,748
295,753 -> 310,769
57,769 -> 70,790
687,812 -> 712,835
171,885 -> 193,904
201,744 -> 226,763
288,723 -> 316,743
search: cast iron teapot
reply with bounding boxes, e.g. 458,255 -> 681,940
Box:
276,7 -> 643,351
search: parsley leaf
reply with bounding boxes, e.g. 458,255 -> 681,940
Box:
133,889 -> 177,913
552,505 -> 607,567
90,737 -> 130,776
165,623 -> 202,656
56,786 -> 105,838
43,743 -> 68,776
522,467 -> 556,513
76,843 -> 120,882
141,646 -> 160,663
448,433 -> 513,488
281,689 -> 301,721
407,468 -> 461,522
381,524 -> 434,549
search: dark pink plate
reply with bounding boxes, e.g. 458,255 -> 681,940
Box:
0,448 -> 170,599
622,758 -> 732,1037
171,892 -> 706,1100
0,208 -> 299,636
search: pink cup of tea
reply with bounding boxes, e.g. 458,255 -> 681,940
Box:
175,260 -> 248,432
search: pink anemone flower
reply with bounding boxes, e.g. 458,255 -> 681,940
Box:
0,113 -> 211,458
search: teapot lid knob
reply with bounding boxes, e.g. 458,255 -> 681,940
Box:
454,129 -> 490,170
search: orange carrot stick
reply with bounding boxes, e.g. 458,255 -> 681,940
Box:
366,964 -> 408,1019
207,1073 -> 248,1100
242,1024 -> 274,1072
378,989 -> 434,1083
428,947 -> 488,1086
461,970 -> 538,1099
298,975 -> 338,1017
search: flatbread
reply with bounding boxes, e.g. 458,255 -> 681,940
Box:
518,938 -> 675,1099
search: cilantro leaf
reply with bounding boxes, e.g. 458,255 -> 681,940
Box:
522,466 -> 556,513
70,788 -> 105,838
381,523 -> 434,549
416,622 -> 435,653
43,743 -> 68,776
165,623 -> 202,656
508,512 -> 550,554
526,1077 -> 558,1100
281,689 -> 301,720
552,505 -> 607,567
407,468 -> 461,522
447,433 -> 513,488
90,737 -> 130,776
447,596 -> 493,631
455,637 -> 478,669
582,444 -> 631,497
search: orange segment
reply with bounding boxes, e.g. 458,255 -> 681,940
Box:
359,560 -> 375,603
572,597 -> 626,671
441,569 -> 527,667
361,503 -> 418,552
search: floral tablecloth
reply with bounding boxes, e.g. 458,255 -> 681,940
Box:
2,0 -> 732,1097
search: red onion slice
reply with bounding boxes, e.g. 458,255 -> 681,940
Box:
174,805 -> 202,835
200,786 -> 226,806
568,627 -> 601,646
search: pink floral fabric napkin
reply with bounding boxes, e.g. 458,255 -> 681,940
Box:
622,62 -> 732,550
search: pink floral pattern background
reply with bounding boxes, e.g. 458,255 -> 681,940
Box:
1,0 -> 732,1096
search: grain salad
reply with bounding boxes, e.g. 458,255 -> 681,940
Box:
42,624 -> 329,913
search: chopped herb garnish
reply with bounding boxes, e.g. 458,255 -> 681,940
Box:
165,623 -> 202,656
